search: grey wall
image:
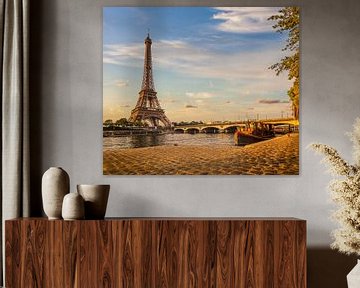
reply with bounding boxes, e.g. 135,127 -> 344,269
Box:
30,0 -> 360,286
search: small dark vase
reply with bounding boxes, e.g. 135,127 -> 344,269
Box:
77,184 -> 110,219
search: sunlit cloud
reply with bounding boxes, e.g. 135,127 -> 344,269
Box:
104,79 -> 129,87
104,39 -> 289,92
159,39 -> 188,49
162,98 -> 177,103
103,37 -> 291,120
115,80 -> 130,87
186,92 -> 214,99
258,99 -> 290,104
213,7 -> 280,33
103,103 -> 127,121
103,44 -> 143,65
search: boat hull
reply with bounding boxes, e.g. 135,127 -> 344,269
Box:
235,132 -> 274,146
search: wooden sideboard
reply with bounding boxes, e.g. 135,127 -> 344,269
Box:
5,218 -> 306,287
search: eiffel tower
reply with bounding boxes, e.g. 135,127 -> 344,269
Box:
129,33 -> 172,127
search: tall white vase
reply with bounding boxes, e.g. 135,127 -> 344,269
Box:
42,167 -> 70,219
347,260 -> 360,288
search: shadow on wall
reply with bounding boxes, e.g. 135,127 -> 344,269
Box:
308,248 -> 357,288
29,0 -> 47,216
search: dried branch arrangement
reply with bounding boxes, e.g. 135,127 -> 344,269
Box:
310,118 -> 360,255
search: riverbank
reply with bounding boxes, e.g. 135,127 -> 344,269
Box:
103,134 -> 299,175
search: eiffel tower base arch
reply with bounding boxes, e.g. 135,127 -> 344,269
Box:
129,108 -> 172,128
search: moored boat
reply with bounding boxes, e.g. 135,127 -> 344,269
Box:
234,121 -> 275,146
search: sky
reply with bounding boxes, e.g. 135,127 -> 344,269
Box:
103,7 -> 295,123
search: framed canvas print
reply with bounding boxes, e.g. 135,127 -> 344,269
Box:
103,7 -> 300,175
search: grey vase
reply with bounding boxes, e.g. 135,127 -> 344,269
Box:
42,167 -> 70,219
62,192 -> 85,220
77,184 -> 110,219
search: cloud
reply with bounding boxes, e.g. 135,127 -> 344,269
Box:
115,80 -> 129,87
258,99 -> 289,104
103,43 -> 143,66
186,92 -> 214,99
159,39 -> 188,49
185,104 -> 198,108
103,33 -> 290,109
103,79 -> 130,88
213,7 -> 280,33
103,38 -> 289,91
162,98 -> 177,103
103,103 -> 130,121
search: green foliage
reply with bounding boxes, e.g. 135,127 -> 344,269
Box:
103,119 -> 113,125
269,7 -> 300,52
269,7 -> 300,119
132,120 -> 149,127
115,118 -> 129,127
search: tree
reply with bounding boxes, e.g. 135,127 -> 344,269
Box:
103,119 -> 113,126
133,120 -> 143,127
115,118 -> 129,127
269,7 -> 300,119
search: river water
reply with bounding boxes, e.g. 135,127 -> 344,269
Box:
103,133 -> 235,149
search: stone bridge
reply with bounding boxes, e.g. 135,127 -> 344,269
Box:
173,118 -> 297,134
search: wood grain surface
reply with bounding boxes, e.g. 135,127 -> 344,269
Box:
6,218 -> 306,287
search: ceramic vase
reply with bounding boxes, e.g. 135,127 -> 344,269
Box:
42,167 -> 70,219
77,184 -> 110,219
62,192 -> 85,220
347,259 -> 360,288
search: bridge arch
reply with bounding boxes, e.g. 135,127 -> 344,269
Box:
223,126 -> 239,133
186,128 -> 200,134
174,128 -> 185,133
201,127 -> 220,134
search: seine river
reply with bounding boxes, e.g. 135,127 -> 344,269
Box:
103,133 -> 235,149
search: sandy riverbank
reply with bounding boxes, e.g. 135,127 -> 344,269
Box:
103,134 -> 299,175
